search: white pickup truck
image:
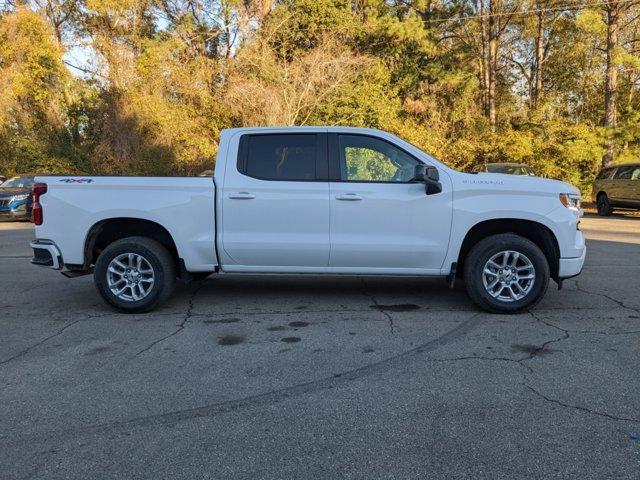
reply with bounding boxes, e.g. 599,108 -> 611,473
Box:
30,127 -> 585,313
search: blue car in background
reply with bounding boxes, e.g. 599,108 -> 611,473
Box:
0,175 -> 35,221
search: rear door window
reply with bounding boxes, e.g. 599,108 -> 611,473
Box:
238,134 -> 324,181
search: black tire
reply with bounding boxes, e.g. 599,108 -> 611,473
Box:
94,236 -> 176,313
463,233 -> 550,314
596,193 -> 613,216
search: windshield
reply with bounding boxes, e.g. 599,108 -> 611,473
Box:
487,164 -> 535,176
0,177 -> 34,189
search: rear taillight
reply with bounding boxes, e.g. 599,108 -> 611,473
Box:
31,182 -> 47,225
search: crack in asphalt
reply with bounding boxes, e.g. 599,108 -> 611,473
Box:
360,278 -> 395,334
534,317 -> 640,336
424,311 -> 640,424
3,302 -> 637,321
522,383 -> 640,423
0,312 -> 115,366
573,279 -> 640,314
134,285 -> 203,356
3,313 -> 484,445
425,352 -> 640,424
521,312 -> 639,423
0,319 -> 85,366
4,260 -> 640,447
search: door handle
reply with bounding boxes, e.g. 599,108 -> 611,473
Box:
228,192 -> 255,200
335,193 -> 363,201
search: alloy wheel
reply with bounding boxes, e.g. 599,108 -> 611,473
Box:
107,253 -> 155,302
481,250 -> 536,302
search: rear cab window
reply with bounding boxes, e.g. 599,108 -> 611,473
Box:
238,134 -> 327,181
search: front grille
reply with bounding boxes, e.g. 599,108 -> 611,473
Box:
0,199 -> 9,207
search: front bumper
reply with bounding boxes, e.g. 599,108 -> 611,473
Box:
558,247 -> 586,279
31,240 -> 63,270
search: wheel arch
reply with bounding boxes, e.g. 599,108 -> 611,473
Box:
456,218 -> 560,280
84,217 -> 180,270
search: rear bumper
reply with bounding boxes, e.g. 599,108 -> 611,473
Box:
30,240 -> 63,270
558,247 -> 586,279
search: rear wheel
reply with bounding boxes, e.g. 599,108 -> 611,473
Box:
596,193 -> 613,216
464,233 -> 549,314
94,236 -> 176,313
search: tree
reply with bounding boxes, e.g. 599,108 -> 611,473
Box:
600,0 -> 640,167
1,0 -> 639,194
0,6 -> 83,174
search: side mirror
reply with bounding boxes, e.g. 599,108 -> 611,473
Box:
413,164 -> 442,195
426,165 -> 439,182
413,164 -> 428,182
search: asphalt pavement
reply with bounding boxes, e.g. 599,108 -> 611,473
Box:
1,214 -> 639,479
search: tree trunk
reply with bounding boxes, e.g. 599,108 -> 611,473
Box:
487,0 -> 499,128
531,6 -> 545,110
603,2 -> 620,168
479,0 -> 490,118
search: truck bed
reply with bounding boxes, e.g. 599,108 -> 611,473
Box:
33,176 -> 218,272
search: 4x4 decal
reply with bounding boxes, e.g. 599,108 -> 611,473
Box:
59,178 -> 94,184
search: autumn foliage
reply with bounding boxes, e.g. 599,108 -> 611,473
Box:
1,0 -> 639,194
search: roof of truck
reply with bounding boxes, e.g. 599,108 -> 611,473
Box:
221,126 -> 388,134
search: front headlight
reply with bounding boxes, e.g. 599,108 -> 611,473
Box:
10,194 -> 29,202
559,193 -> 582,212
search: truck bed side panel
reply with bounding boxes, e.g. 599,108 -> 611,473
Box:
34,176 -> 217,271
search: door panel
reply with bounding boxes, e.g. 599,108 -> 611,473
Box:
329,182 -> 451,271
222,181 -> 330,266
328,133 -> 452,272
221,132 -> 330,268
611,166 -> 635,201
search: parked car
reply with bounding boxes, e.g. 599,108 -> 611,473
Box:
0,175 -> 35,221
592,163 -> 640,216
29,127 -> 585,314
473,163 -> 536,176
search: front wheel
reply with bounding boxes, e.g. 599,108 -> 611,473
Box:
94,236 -> 176,313
464,233 -> 550,314
596,193 -> 613,216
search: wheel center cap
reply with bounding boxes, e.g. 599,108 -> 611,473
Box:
500,268 -> 514,282
126,270 -> 140,282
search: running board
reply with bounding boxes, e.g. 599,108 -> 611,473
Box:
61,270 -> 91,278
